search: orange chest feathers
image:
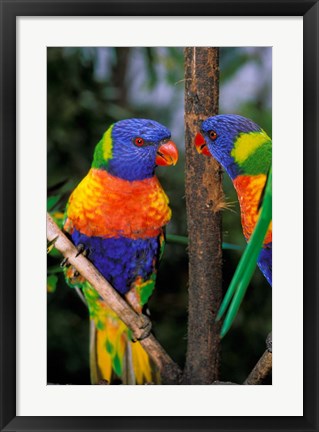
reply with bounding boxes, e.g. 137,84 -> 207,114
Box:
65,169 -> 171,239
233,174 -> 272,244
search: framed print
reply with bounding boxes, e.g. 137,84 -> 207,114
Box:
1,1 -> 318,431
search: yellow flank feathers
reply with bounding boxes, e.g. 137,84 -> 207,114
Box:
231,130 -> 270,164
103,125 -> 113,161
93,302 -> 154,384
96,327 -> 113,383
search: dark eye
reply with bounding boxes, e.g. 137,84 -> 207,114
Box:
209,130 -> 217,141
134,137 -> 144,147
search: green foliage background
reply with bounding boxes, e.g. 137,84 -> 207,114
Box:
47,47 -> 272,384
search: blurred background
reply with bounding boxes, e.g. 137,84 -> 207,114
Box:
47,47 -> 272,384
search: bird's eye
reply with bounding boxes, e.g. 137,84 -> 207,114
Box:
209,130 -> 217,141
134,137 -> 145,147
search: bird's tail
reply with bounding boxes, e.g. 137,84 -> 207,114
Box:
84,285 -> 157,385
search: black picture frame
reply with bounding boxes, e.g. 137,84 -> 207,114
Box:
1,1 -> 318,431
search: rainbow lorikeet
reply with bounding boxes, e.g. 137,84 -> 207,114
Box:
195,114 -> 272,286
63,118 -> 178,384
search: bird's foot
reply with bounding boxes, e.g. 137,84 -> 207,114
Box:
266,332 -> 272,353
47,236 -> 58,254
60,257 -> 70,268
132,314 -> 152,342
75,243 -> 90,258
60,244 -> 90,268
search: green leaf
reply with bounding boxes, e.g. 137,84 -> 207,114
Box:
47,248 -> 62,258
47,195 -> 61,211
217,167 -> 272,337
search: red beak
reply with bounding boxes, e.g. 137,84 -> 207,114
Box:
156,140 -> 179,166
195,132 -> 212,157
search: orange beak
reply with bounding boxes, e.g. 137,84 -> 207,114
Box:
195,132 -> 212,157
156,140 -> 179,166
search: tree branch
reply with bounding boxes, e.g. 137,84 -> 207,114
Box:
243,333 -> 272,385
183,47 -> 223,384
47,213 -> 182,384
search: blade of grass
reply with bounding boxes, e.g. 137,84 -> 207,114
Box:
217,169 -> 272,321
47,195 -> 61,212
217,167 -> 272,337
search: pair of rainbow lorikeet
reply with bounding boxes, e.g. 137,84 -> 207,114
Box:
61,115 -> 272,384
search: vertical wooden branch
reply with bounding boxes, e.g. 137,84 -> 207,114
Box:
184,47 -> 223,384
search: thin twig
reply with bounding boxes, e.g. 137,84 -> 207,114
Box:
243,333 -> 272,385
47,213 -> 182,384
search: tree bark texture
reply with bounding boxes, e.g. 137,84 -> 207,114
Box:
243,350 -> 272,385
184,47 -> 223,384
243,333 -> 272,385
113,47 -> 130,108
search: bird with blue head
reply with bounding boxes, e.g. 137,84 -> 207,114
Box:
195,114 -> 272,286
63,118 -> 178,384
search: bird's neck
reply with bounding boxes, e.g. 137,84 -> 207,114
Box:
106,159 -> 156,181
230,130 -> 272,177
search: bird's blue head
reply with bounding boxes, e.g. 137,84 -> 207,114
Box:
195,114 -> 265,179
92,118 -> 178,181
